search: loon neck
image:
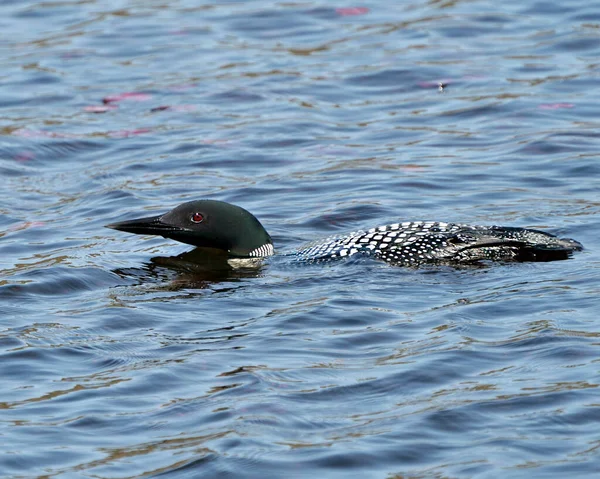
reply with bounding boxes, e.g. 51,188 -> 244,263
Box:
221,205 -> 273,257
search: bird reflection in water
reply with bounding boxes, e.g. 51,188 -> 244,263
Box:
112,247 -> 267,292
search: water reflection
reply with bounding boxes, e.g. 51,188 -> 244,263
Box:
112,248 -> 267,290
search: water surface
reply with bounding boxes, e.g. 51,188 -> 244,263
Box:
1,0 -> 600,477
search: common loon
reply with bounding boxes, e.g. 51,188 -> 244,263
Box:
106,200 -> 582,265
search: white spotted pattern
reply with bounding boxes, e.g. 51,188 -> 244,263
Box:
289,221 -> 581,266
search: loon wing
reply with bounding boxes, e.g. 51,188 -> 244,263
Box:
425,226 -> 583,263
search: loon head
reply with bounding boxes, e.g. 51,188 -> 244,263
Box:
106,200 -> 273,258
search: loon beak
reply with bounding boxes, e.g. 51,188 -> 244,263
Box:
106,215 -> 186,235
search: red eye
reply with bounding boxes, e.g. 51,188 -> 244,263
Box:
191,212 -> 204,223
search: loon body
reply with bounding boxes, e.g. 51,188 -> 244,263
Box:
106,200 -> 582,266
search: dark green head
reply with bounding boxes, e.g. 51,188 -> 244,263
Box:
106,200 -> 273,258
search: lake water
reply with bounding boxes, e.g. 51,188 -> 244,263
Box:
1,0 -> 600,477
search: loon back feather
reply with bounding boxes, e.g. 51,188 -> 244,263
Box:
291,222 -> 582,265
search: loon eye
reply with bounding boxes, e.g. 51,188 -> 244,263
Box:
191,212 -> 204,223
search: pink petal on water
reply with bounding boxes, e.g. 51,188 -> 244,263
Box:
201,138 -> 230,145
8,221 -> 45,232
336,7 -> 369,16
12,129 -> 76,139
60,51 -> 87,59
538,103 -> 574,110
14,151 -> 35,162
103,92 -> 152,104
84,105 -> 118,113
108,128 -> 152,138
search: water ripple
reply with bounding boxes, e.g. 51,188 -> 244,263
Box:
1,0 -> 599,477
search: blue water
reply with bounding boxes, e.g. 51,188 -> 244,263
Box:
1,0 -> 600,477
